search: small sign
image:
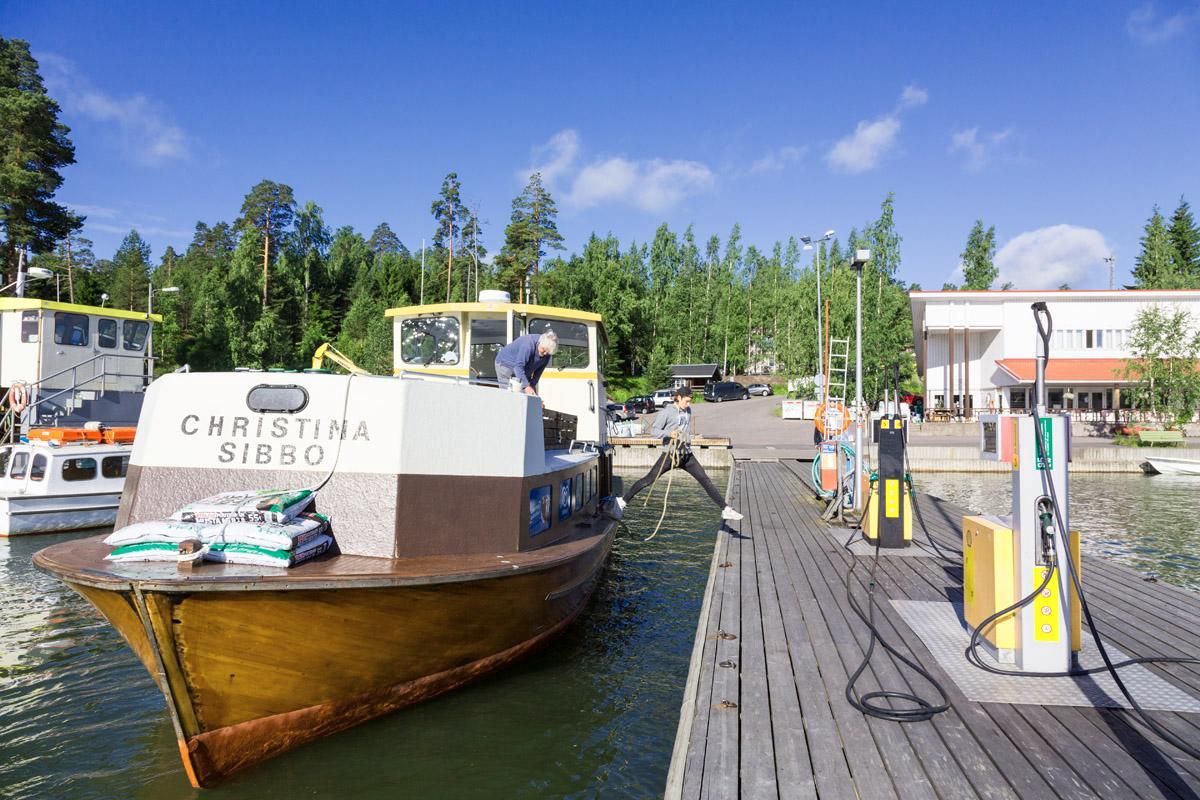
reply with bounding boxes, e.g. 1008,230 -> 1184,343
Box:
559,479 -> 572,520
530,486 -> 552,535
1036,417 -> 1054,470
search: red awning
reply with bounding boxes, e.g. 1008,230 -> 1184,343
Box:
995,358 -> 1132,384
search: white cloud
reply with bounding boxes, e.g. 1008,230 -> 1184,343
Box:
996,225 -> 1112,289
827,116 -> 901,174
750,145 -> 807,173
39,53 -> 189,166
949,127 -> 1014,171
525,130 -> 714,213
900,84 -> 929,109
1126,3 -> 1200,44
88,222 -> 191,239
66,203 -> 119,219
826,85 -> 928,174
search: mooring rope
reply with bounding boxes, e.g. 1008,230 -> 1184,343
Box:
641,435 -> 686,542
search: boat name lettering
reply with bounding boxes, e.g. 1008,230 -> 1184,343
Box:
217,442 -> 326,466
179,414 -> 370,442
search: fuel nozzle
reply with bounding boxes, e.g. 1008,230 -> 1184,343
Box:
1036,496 -> 1056,566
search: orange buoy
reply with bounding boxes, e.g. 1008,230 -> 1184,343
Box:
814,401 -> 851,436
9,382 -> 28,414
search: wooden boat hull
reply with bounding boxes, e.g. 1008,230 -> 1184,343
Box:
40,523 -> 615,787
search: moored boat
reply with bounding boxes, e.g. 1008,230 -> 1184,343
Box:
1140,456 -> 1200,476
34,295 -> 618,787
0,435 -> 131,536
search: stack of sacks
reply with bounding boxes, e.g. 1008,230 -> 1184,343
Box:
104,489 -> 334,568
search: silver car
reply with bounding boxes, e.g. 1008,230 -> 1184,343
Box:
748,383 -> 772,397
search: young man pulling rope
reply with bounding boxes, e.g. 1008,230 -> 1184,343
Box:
617,386 -> 743,521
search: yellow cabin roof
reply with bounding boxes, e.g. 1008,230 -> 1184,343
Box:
385,301 -> 602,325
0,298 -> 163,323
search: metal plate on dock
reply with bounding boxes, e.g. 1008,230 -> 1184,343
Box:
893,599 -> 1200,712
836,531 -> 940,558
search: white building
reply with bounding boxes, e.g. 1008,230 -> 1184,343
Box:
909,289 -> 1200,416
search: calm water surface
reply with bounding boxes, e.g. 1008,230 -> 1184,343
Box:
914,471 -> 1200,591
0,470 -> 723,800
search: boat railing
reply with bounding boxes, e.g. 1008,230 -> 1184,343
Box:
0,352 -> 157,443
397,370 -> 504,388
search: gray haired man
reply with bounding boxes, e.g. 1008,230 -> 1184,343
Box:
495,331 -> 558,395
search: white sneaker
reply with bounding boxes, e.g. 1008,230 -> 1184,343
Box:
721,506 -> 743,521
616,497 -> 627,512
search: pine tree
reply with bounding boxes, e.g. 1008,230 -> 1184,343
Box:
960,219 -> 998,289
1133,206 -> 1175,288
1167,197 -> 1200,286
108,230 -> 152,311
236,180 -> 296,308
367,222 -> 406,257
0,38 -> 79,282
496,173 -> 563,301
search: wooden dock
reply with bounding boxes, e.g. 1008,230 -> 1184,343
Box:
666,460 -> 1200,799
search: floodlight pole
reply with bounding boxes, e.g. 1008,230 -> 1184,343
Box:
851,249 -> 871,513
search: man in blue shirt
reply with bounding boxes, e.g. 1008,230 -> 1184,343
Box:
495,331 -> 558,395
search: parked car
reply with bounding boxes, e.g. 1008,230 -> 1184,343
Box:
605,401 -> 636,421
626,395 -> 656,414
747,383 -> 772,397
703,381 -> 750,402
652,389 -> 675,407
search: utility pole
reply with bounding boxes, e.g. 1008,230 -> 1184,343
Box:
420,239 -> 426,304
1104,255 -> 1115,290
851,249 -> 871,513
446,200 -> 454,303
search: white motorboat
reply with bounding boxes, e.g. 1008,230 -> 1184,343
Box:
1140,457 -> 1200,476
0,437 -> 131,536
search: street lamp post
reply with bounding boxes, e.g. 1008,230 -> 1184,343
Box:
1,266 -> 53,294
851,249 -> 871,512
147,285 -> 180,362
800,230 -> 836,399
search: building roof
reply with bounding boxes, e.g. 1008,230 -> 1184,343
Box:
910,289 -> 1200,301
995,358 -> 1136,384
670,364 -> 721,378
0,298 -> 163,323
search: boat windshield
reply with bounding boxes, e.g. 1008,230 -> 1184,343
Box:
10,451 -> 28,479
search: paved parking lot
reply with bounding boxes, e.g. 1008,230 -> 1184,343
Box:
637,394 -> 812,447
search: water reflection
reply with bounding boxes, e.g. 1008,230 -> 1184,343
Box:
0,472 -> 724,800
914,472 -> 1200,590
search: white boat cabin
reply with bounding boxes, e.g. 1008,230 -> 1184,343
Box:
0,299 -> 161,426
0,442 -> 130,494
386,293 -> 609,443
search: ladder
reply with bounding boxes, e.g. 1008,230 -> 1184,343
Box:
824,337 -> 850,435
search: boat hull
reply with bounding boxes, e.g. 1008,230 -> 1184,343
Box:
1141,457 -> 1200,476
51,524 -> 614,787
0,493 -> 121,536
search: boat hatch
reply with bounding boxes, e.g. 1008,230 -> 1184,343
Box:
246,384 -> 310,414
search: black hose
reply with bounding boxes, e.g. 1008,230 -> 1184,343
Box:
844,362 -> 952,723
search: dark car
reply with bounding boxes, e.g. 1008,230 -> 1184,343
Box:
626,395 -> 656,414
704,381 -> 749,402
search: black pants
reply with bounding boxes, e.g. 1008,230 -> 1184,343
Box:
623,450 -> 726,509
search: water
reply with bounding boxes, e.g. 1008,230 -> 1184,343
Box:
915,472 -> 1200,591
0,471 -> 723,800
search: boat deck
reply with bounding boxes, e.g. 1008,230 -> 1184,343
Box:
666,460 -> 1200,799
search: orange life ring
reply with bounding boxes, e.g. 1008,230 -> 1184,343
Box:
9,382 -> 28,415
814,401 -> 851,436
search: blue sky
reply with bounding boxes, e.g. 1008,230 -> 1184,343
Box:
9,1 -> 1200,289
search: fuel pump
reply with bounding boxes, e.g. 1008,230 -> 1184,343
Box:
964,302 -> 1081,671
863,363 -> 912,548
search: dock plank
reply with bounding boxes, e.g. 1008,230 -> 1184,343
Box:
665,461 -> 1200,800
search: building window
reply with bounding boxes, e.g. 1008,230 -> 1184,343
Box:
1049,389 -> 1064,409
1010,389 -> 1027,410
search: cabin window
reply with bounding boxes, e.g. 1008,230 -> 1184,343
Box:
21,311 -> 39,343
529,319 -> 588,369
247,384 -> 309,414
54,312 -> 90,347
512,316 -> 525,341
529,485 -> 552,536
400,316 -> 460,366
0,447 -> 10,477
102,455 -> 130,479
589,467 -> 597,500
123,320 -> 150,352
62,457 -> 98,481
469,318 -> 507,379
98,318 -> 118,348
30,454 -> 46,482
559,478 -> 573,521
10,452 -> 28,479
574,473 -> 583,511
